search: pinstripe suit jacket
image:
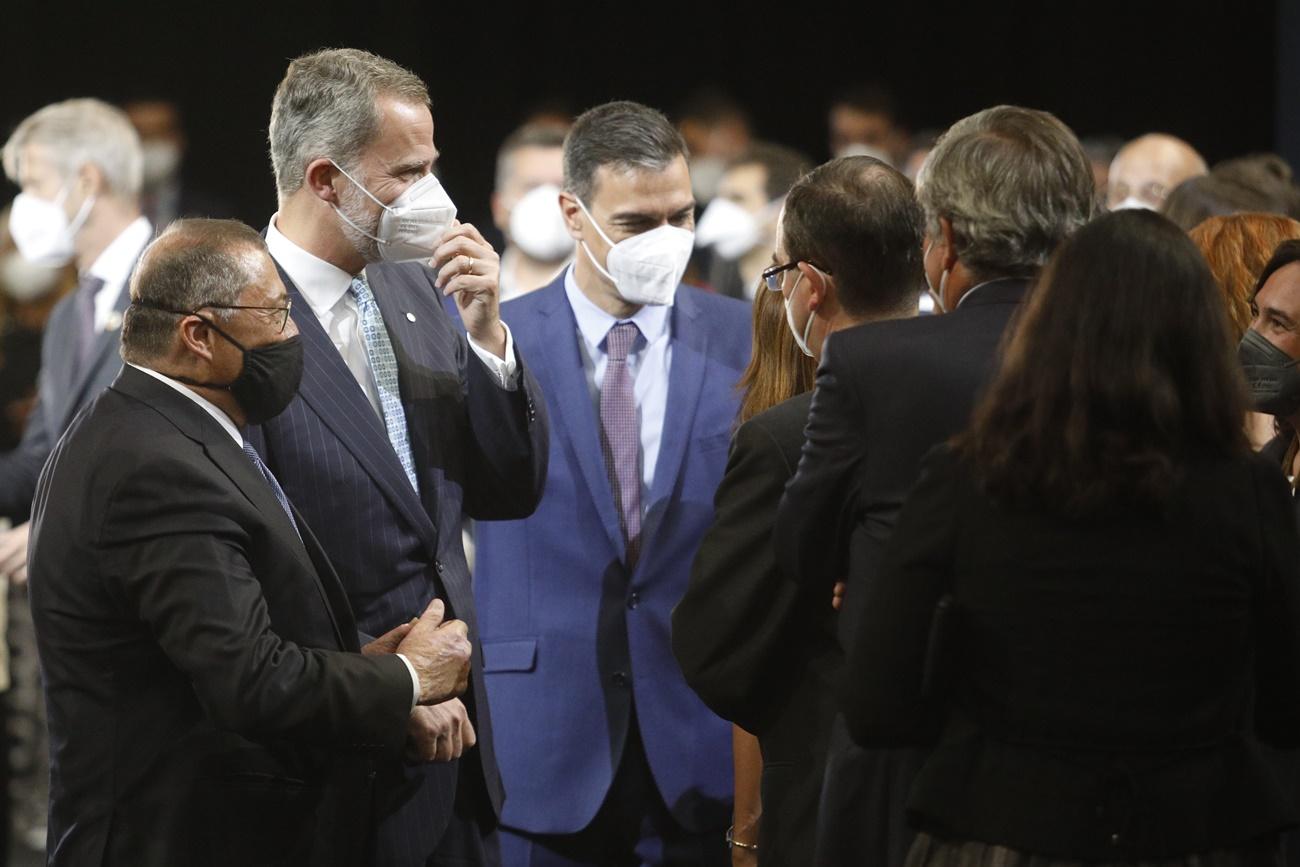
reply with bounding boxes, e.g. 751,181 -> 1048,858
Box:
248,255 -> 548,865
0,264 -> 134,522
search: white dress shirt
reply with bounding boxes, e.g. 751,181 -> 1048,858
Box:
563,265 -> 672,506
86,216 -> 152,332
264,216 -> 519,420
128,362 -> 421,710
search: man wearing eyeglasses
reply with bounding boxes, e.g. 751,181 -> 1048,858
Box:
674,155 -> 924,866
28,218 -> 480,867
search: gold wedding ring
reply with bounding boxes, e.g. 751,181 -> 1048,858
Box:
465,256 -> 476,276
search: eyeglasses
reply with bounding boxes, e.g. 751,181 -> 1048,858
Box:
198,300 -> 293,333
761,260 -> 833,293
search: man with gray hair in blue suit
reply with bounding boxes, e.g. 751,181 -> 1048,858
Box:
0,98 -> 152,584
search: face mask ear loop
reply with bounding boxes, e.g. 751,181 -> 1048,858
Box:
328,159 -> 391,211
575,198 -> 619,284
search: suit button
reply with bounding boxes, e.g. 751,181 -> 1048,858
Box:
1110,833 -> 1120,846
435,560 -> 445,574
627,592 -> 639,609
612,671 -> 630,687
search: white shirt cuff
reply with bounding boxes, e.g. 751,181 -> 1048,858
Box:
396,652 -> 420,710
467,322 -> 519,391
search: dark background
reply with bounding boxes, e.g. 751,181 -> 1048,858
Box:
0,1 -> 1289,229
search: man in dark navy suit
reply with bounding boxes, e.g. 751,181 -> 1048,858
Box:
474,101 -> 751,866
249,49 -> 548,867
0,98 -> 152,582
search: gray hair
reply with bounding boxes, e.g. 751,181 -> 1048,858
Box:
2,98 -> 143,198
122,219 -> 267,363
268,48 -> 430,199
495,123 -> 567,193
563,101 -> 689,204
918,105 -> 1095,279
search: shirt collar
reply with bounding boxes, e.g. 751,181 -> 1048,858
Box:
265,213 -> 357,316
128,363 -> 244,446
563,264 -> 669,353
955,276 -> 1023,310
87,216 -> 152,285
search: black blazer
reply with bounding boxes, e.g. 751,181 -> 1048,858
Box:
28,366 -> 413,867
841,445 -> 1300,861
776,279 -> 1027,641
673,391 -> 841,866
774,279 -> 1027,866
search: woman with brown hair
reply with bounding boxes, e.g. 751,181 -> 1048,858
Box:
1192,214 -> 1300,449
841,209 -> 1300,866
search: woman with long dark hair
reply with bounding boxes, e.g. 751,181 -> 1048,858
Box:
840,209 -> 1300,866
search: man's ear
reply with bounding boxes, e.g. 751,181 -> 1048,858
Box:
77,163 -> 106,200
303,158 -> 343,205
937,216 -> 959,272
558,191 -> 584,241
797,261 -> 831,310
178,315 -> 217,364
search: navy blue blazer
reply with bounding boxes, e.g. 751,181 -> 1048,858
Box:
0,271 -> 133,522
249,254 -> 548,864
473,273 -> 751,835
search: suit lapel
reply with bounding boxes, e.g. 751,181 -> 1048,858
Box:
112,366 -> 349,648
533,287 -> 625,558
638,291 -> 708,559
60,281 -> 131,428
272,259 -> 439,554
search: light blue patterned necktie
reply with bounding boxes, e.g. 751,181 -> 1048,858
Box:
349,273 -> 420,493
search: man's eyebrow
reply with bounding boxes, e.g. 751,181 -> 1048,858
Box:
1263,303 -> 1296,327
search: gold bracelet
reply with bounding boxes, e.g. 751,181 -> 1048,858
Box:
726,825 -> 758,852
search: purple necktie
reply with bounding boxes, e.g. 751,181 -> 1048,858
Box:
600,321 -> 642,567
74,274 -> 105,373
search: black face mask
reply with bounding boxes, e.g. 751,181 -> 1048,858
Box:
1238,327 -> 1300,417
179,316 -> 304,425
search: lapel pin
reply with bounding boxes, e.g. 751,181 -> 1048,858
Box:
405,312 -> 417,322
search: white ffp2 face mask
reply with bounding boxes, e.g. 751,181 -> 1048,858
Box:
330,161 -> 458,263
576,198 -> 694,307
9,185 -> 96,267
509,184 -> 574,262
694,197 -> 761,260
1110,195 -> 1155,212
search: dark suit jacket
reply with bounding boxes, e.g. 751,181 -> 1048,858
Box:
28,365 -> 413,867
774,278 -> 1027,867
842,445 -> 1300,860
673,391 -> 841,866
249,255 -> 548,864
0,265 -> 134,521
474,275 -> 750,835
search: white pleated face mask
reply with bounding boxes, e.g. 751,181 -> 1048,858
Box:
575,198 -> 694,307
330,161 -> 458,262
509,184 -> 574,262
9,185 -> 96,267
694,197 -> 761,260
1110,195 -> 1156,212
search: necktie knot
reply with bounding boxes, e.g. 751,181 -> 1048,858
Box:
604,321 -> 639,364
349,274 -> 374,307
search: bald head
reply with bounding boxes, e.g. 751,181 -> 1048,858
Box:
1107,133 -> 1207,210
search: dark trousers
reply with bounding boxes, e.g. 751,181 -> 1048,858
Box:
499,724 -> 727,867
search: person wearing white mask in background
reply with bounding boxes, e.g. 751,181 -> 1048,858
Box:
251,48 -> 549,867
0,99 -> 151,587
828,83 -> 910,167
1107,132 -> 1207,211
490,123 -> 573,301
676,86 -> 753,206
474,100 -> 751,866
694,142 -> 811,300
124,99 -> 233,230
